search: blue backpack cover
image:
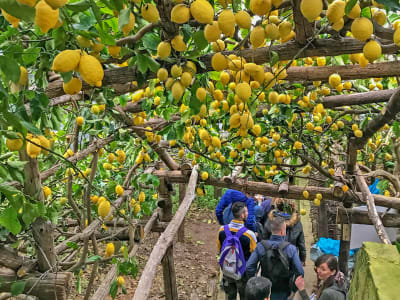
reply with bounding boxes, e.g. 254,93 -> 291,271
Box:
219,225 -> 247,280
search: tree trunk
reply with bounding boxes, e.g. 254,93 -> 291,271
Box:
19,150 -> 56,272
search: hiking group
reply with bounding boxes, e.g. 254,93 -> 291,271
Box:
216,189 -> 348,300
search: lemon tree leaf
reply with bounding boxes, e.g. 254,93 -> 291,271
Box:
193,31 -> 208,51
345,0 -> 357,14
0,207 -> 21,235
66,0 -> 91,12
0,56 -> 20,83
10,281 -> 26,296
118,8 -> 130,30
375,0 -> 400,11
0,0 -> 35,21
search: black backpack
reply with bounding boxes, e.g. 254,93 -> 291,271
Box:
259,240 -> 296,293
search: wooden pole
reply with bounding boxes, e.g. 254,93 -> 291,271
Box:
162,245 -> 178,300
178,183 -> 186,242
132,165 -> 199,300
157,178 -> 178,300
338,223 -> 351,276
337,207 -> 400,227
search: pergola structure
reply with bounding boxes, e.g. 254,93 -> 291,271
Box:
1,0 -> 400,299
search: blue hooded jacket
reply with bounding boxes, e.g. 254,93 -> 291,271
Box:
215,189 -> 256,232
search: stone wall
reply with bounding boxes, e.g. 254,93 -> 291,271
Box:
348,242 -> 400,300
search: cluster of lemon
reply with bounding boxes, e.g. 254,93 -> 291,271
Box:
51,49 -> 104,94
6,132 -> 52,159
2,0 -> 64,32
301,0 -> 398,68
103,149 -> 126,170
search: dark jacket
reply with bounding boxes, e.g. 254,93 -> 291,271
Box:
263,210 -> 306,262
215,189 -> 256,232
217,220 -> 257,261
299,282 -> 346,300
246,235 -> 304,294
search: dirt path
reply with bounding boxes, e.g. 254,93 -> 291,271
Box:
113,206 -> 221,299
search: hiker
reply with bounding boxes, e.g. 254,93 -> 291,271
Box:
263,198 -> 306,265
254,195 -> 273,240
218,201 -> 257,300
215,189 -> 257,232
246,216 -> 304,300
245,276 -> 272,300
295,254 -> 347,300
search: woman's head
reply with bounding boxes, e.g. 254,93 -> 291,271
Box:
315,254 -> 338,281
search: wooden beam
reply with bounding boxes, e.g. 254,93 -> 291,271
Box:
285,61 -> 400,83
152,170 -> 400,210
46,38 -> 400,99
322,88 -> 396,108
132,165 -> 199,300
337,207 -> 400,227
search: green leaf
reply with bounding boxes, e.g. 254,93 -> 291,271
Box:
0,183 -> 21,199
269,51 -> 279,67
21,202 -> 40,227
193,31 -> 208,50
89,0 -> 103,28
345,0 -> 357,14
23,48 -> 41,65
66,0 -> 91,12
66,241 -> 79,250
60,71 -> 73,84
0,0 -> 35,21
189,92 -> 201,115
20,121 -> 41,135
375,0 -> 400,10
146,56 -> 160,73
136,53 -> 148,74
110,281 -> 118,299
118,8 -> 131,31
10,281 -> 26,296
361,6 -> 371,18
393,121 -> 400,137
142,33 -> 160,51
0,207 -> 21,235
87,255 -> 102,262
0,56 -> 20,83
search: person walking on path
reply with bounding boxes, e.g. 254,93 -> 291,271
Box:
245,276 -> 272,300
263,198 -> 306,265
216,189 -> 257,232
246,216 -> 304,300
217,201 -> 257,300
295,254 -> 347,300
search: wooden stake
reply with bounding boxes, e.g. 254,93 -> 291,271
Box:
162,245 -> 178,300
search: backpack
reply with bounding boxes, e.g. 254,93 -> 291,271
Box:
219,225 -> 247,280
259,240 -> 295,292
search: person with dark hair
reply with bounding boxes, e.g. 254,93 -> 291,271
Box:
216,189 -> 257,232
218,201 -> 257,300
245,276 -> 272,300
246,216 -> 304,300
263,198 -> 306,265
295,254 -> 347,300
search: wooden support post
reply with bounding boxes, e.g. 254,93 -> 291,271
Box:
338,223 -> 351,276
292,0 -> 314,45
162,245 -> 178,300
178,183 -> 186,242
158,178 -> 172,222
318,198 -> 329,238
